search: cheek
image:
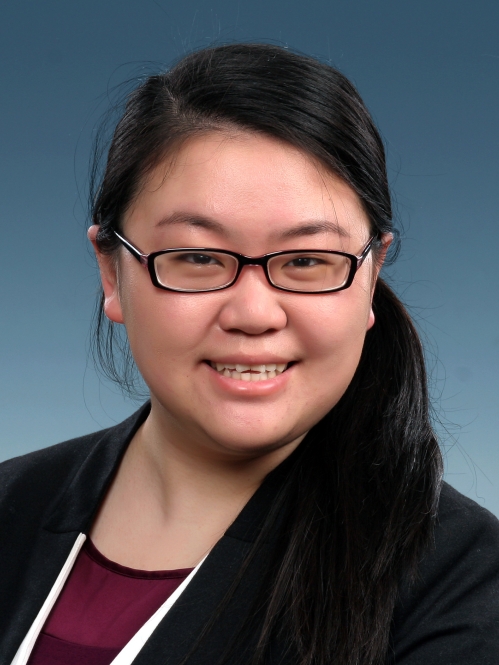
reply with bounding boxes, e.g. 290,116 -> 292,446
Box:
293,296 -> 371,417
120,288 -> 214,378
292,288 -> 371,395
294,289 -> 372,362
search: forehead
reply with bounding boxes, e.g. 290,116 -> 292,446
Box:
124,131 -> 370,245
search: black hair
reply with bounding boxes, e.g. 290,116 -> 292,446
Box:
90,43 -> 442,665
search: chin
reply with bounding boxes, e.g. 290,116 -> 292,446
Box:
200,421 -> 307,459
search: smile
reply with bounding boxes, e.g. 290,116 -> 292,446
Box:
208,361 -> 289,381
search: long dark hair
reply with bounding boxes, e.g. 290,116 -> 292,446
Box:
90,44 -> 442,665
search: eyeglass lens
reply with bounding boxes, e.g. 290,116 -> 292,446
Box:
153,250 -> 352,292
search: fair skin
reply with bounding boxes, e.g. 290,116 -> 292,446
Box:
88,131 -> 390,570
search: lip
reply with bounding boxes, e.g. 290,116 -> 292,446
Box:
203,359 -> 296,395
205,355 -> 294,366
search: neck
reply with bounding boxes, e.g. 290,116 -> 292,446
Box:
90,399 -> 303,570
142,396 -> 301,507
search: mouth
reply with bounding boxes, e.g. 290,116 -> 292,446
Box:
207,361 -> 293,382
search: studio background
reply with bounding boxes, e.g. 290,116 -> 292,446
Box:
1,0 -> 498,516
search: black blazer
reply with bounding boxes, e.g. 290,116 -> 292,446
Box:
1,403 -> 499,665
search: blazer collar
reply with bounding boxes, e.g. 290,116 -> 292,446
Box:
43,401 -> 151,534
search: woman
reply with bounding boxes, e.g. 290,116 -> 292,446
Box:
1,44 -> 498,665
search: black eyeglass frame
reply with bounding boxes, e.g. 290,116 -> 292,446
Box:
112,230 -> 378,294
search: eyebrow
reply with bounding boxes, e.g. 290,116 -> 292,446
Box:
156,212 -> 227,234
275,220 -> 350,240
155,212 -> 350,239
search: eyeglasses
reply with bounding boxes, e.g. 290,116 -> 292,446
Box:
113,230 -> 377,294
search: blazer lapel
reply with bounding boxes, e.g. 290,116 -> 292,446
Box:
0,404 -> 149,664
44,403 -> 150,534
1,530 -> 83,664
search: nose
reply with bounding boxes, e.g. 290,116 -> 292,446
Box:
218,265 -> 288,335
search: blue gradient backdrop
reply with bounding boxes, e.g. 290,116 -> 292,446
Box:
1,0 -> 498,515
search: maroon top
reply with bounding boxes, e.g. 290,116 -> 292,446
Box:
27,539 -> 193,665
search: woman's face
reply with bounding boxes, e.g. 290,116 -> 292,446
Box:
92,132 -> 387,460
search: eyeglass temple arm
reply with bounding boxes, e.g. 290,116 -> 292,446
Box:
356,235 -> 378,268
113,230 -> 148,266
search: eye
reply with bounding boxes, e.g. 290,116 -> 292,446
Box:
284,256 -> 326,268
176,252 -> 224,266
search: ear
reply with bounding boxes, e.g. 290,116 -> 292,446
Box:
367,232 -> 393,331
88,225 -> 124,324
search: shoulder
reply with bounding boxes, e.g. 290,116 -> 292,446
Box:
415,481 -> 499,572
407,481 -> 499,587
436,481 -> 499,559
0,403 -> 149,535
438,479 -> 499,524
0,427 -> 113,532
0,428 -> 110,485
391,482 -> 499,664
0,402 -> 150,510
0,427 -> 113,494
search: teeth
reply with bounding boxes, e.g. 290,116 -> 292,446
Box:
210,361 -> 290,381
